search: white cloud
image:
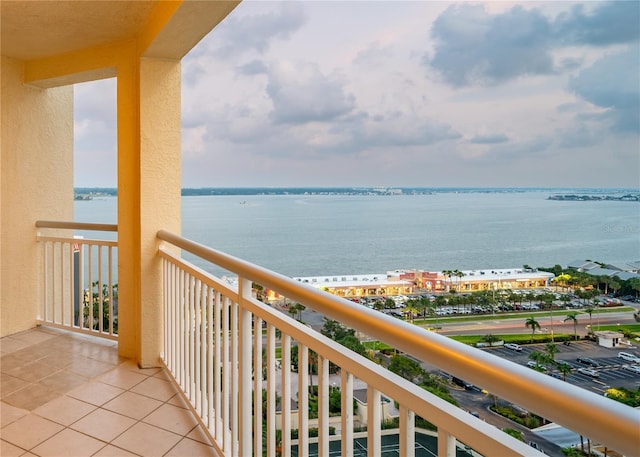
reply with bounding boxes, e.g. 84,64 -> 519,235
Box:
73,1 -> 640,188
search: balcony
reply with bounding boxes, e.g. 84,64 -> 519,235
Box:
1,222 -> 638,457
1,328 -> 217,456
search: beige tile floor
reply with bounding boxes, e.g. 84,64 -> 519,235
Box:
1,327 -> 218,456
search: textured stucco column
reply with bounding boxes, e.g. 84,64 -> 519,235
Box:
139,57 -> 181,367
116,53 -> 181,366
0,56 -> 74,337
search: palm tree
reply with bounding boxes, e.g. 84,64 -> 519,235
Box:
544,343 -> 558,363
525,316 -> 541,343
441,270 -> 452,292
556,361 -> 573,381
564,313 -> 578,341
540,292 -> 555,342
482,334 -> 500,347
528,350 -> 546,371
584,307 -> 594,334
433,295 -> 447,326
417,297 -> 430,318
404,303 -> 418,323
453,269 -> 464,292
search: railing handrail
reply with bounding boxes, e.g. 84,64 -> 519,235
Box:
157,229 -> 640,456
37,235 -> 118,247
36,220 -> 118,232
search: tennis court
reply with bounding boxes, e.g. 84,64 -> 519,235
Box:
292,431 -> 474,456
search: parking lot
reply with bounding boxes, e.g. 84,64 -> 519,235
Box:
484,340 -> 640,393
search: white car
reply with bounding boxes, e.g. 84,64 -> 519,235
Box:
618,352 -> 640,363
504,343 -> 522,352
577,367 -> 600,378
622,364 -> 640,374
527,361 -> 546,371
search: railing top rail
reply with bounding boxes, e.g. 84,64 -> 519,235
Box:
157,229 -> 640,456
36,220 -> 118,232
36,235 -> 118,247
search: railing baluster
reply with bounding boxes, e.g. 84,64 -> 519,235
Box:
97,244 -> 103,334
297,344 -> 309,457
238,278 -> 252,456
199,284 -> 207,419
194,277 -> 202,414
254,315 -> 263,456
87,243 -> 93,332
206,285 -> 214,431
341,371 -> 353,457
66,241 -> 73,327
367,388 -> 381,457
266,324 -> 276,457
108,245 -> 114,335
317,356 -> 329,457
41,240 -> 48,324
399,405 -> 415,457
438,428 -> 456,457
281,334 -> 291,457
214,290 -> 222,441
178,269 -> 185,390
222,295 -> 230,453
231,296 -> 239,456
54,242 -> 60,326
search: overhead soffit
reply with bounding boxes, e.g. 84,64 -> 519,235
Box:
1,1 -> 156,61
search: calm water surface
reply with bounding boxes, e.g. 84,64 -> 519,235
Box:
75,191 -> 640,277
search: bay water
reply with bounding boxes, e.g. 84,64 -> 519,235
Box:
74,189 -> 640,278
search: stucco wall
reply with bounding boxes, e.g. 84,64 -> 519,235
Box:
1,56 -> 74,336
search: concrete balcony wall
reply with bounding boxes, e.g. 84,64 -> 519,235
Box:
0,56 -> 74,337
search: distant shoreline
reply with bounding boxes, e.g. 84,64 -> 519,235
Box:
548,194 -> 639,202
74,186 -> 640,198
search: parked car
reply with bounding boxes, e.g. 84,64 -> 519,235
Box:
527,361 -> 546,371
577,367 -> 600,378
577,356 -> 600,367
618,352 -> 640,363
621,364 -> 640,374
504,343 -> 522,352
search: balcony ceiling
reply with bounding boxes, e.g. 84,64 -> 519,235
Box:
1,1 -> 156,61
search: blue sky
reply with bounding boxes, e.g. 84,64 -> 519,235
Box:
74,1 -> 640,188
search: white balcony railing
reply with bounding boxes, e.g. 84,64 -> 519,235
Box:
157,230 -> 640,457
36,221 -> 118,339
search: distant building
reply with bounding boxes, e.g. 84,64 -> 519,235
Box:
594,331 -> 624,348
353,389 -> 398,428
567,260 -> 640,278
264,268 -> 555,300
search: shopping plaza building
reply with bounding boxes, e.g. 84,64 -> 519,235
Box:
282,268 -> 556,300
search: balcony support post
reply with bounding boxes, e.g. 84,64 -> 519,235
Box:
116,52 -> 182,367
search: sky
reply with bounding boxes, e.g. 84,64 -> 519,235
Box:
74,0 -> 640,189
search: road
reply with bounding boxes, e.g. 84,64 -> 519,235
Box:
435,310 -> 637,338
